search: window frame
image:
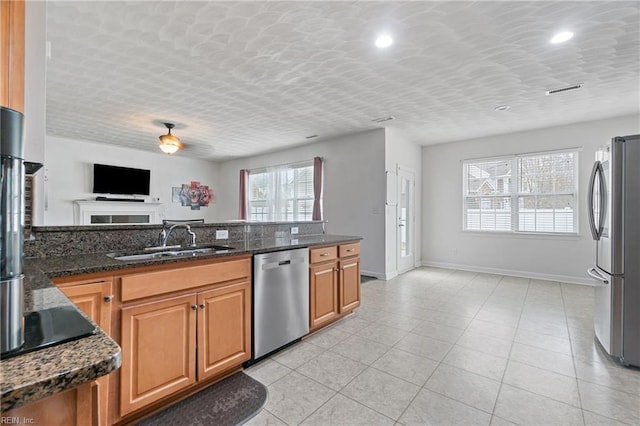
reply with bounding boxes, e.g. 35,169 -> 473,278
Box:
247,160 -> 316,222
462,149 -> 579,236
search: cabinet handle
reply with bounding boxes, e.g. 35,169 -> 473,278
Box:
320,253 -> 329,257
104,295 -> 114,303
347,249 -> 355,252
199,303 -> 205,309
191,304 -> 198,310
334,268 -> 340,272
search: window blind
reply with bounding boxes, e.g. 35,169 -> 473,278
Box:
463,150 -> 578,234
248,161 -> 315,222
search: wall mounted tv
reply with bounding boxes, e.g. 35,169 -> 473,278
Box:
92,164 -> 151,196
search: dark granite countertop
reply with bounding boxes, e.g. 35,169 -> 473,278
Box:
34,234 -> 362,278
1,234 -> 360,411
1,264 -> 122,412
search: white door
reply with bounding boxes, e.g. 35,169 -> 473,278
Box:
397,166 -> 415,273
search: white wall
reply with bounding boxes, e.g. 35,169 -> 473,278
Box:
216,129 -> 386,277
24,0 -> 47,225
44,136 -> 219,225
421,114 -> 640,284
385,127 -> 422,278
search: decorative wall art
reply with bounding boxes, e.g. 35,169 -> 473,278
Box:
172,181 -> 214,210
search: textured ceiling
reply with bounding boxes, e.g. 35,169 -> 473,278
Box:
45,1 -> 640,161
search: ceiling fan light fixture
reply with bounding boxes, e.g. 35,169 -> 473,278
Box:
158,123 -> 183,154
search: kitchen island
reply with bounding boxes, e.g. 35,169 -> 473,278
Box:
0,264 -> 121,412
1,227 -> 361,425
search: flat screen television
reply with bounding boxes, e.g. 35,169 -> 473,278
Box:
93,164 -> 151,195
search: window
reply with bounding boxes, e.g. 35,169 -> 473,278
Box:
248,161 -> 315,221
463,150 -> 578,234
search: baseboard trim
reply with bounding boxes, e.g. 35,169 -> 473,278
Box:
361,270 -> 398,281
420,260 -> 594,286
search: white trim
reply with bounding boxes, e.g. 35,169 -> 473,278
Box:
74,200 -> 161,225
361,269 -> 397,281
420,260 -> 594,286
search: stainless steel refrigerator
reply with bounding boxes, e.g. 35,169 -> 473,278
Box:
587,134 -> 639,367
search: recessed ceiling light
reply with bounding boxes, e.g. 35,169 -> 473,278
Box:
375,34 -> 393,48
550,31 -> 574,44
494,105 -> 510,112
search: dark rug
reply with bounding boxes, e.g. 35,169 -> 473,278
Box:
137,372 -> 267,426
361,275 -> 378,283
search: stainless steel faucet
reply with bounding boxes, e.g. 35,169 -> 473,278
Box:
158,224 -> 197,247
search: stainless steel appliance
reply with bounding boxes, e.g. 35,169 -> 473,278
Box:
1,106 -> 26,354
252,248 -> 309,360
587,134 -> 640,367
1,106 -> 95,358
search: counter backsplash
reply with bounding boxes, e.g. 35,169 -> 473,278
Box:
25,221 -> 325,258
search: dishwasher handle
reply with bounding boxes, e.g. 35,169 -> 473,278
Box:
278,260 -> 291,266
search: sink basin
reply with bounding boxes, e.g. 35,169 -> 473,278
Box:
107,245 -> 233,261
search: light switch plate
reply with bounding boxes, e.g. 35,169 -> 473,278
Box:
291,227 -> 299,235
216,230 -> 229,239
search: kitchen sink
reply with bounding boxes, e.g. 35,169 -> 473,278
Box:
107,245 -> 233,261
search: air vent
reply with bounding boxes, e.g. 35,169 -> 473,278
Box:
546,83 -> 583,96
305,135 -> 318,139
372,115 -> 395,123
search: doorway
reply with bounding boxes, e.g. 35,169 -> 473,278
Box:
397,166 -> 415,273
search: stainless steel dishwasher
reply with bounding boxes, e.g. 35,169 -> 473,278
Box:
253,248 -> 309,360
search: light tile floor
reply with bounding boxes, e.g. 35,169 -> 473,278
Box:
244,267 -> 640,426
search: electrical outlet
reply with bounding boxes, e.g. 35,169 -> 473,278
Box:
291,238 -> 299,245
291,227 -> 299,235
216,230 -> 229,240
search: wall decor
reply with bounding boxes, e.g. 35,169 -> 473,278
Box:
172,181 -> 214,210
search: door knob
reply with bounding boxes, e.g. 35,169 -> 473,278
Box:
104,295 -> 114,302
191,304 -> 198,310
199,303 -> 205,309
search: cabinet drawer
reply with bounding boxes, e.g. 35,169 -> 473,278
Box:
121,258 -> 251,302
310,246 -> 338,264
339,242 -> 360,258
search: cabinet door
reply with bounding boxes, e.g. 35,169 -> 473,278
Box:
197,281 -> 251,381
120,294 -> 197,416
60,280 -> 113,426
3,382 -> 93,426
339,257 -> 361,313
310,261 -> 339,328
60,280 -> 113,334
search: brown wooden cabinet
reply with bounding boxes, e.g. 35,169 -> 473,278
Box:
4,382 -> 94,426
58,279 -> 114,426
309,242 -> 361,332
310,260 -> 339,328
10,278 -> 115,426
119,256 -> 252,418
197,281 -> 251,381
339,256 -> 361,313
0,0 -> 25,112
120,294 -> 197,416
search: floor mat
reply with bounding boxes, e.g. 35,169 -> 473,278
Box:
137,372 -> 267,426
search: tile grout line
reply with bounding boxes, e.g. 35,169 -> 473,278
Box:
394,272 -> 493,422
487,274 -> 529,421
560,282 -> 587,426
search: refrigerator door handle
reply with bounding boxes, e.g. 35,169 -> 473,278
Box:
587,161 -> 605,240
587,267 -> 609,285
